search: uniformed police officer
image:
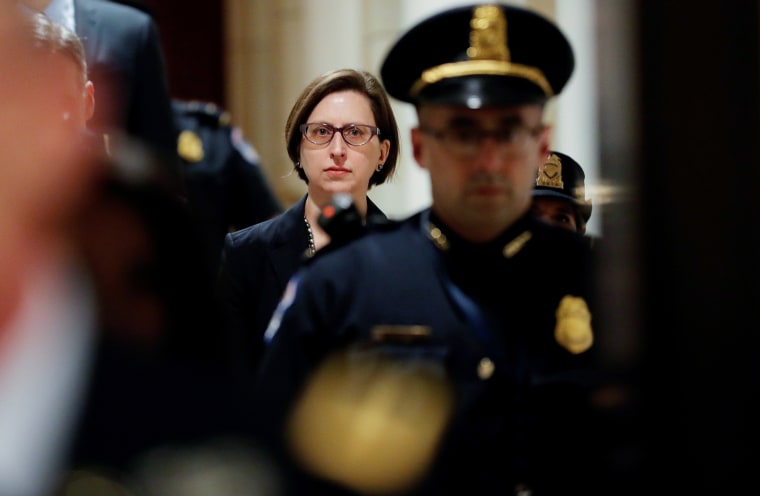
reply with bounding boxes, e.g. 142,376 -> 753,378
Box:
173,99 -> 283,270
532,150 -> 593,234
254,4 -> 616,495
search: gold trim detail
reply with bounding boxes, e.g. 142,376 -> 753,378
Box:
410,60 -> 552,99
371,325 -> 433,344
427,223 -> 450,251
502,231 -> 532,258
536,153 -> 564,189
218,110 -> 232,127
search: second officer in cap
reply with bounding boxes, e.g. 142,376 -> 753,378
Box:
254,4 -> 617,495
532,150 -> 593,234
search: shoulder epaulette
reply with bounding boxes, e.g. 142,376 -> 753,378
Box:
366,216 -> 402,232
173,100 -> 231,127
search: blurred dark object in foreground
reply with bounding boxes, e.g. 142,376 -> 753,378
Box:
62,140 -> 275,493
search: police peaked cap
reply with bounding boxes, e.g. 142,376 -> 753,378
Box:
380,3 -> 574,108
534,151 -> 592,223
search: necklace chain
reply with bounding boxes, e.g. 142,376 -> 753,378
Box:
304,216 -> 316,256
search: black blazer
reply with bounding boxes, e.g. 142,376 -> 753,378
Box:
60,340 -> 270,494
75,0 -> 181,191
217,195 -> 387,377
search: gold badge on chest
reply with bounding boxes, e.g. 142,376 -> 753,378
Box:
554,295 -> 593,354
177,130 -> 204,162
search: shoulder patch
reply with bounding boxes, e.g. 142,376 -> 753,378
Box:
263,274 -> 300,344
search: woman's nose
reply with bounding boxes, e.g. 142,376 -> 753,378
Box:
329,131 -> 348,155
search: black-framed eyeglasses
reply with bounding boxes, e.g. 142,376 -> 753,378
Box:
419,124 -> 544,158
300,123 -> 381,147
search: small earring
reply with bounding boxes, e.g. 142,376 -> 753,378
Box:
295,161 -> 301,168
377,163 -> 384,171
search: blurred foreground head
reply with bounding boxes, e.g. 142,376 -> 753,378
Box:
0,5 -> 102,326
0,7 -> 99,239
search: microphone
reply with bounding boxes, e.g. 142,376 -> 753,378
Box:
317,193 -> 366,246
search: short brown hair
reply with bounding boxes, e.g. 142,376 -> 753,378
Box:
26,11 -> 88,83
284,68 -> 400,187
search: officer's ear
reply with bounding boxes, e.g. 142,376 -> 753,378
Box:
84,80 -> 95,122
410,127 -> 427,170
378,137 -> 391,165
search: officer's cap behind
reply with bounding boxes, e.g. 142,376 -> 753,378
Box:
380,3 -> 574,109
173,100 -> 231,129
534,151 -> 592,223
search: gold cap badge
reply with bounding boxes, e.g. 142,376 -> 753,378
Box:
468,5 -> 509,61
177,130 -> 204,163
536,153 -> 564,189
410,5 -> 553,98
554,295 -> 593,354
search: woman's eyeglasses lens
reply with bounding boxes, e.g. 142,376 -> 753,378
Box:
301,123 -> 380,146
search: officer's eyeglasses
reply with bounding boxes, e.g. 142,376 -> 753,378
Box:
300,123 -> 381,147
419,124 -> 544,158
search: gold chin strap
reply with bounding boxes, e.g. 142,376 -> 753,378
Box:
410,60 -> 553,98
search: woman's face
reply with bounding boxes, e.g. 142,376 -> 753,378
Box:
299,90 -> 390,206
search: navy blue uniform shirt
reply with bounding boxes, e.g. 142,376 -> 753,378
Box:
255,209 -> 617,495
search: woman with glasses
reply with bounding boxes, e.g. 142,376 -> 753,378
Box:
216,68 -> 400,378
